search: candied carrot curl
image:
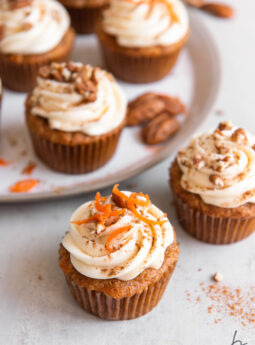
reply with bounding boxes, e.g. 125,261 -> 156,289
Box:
112,184 -> 166,226
128,201 -> 167,226
9,179 -> 39,193
105,226 -> 131,253
112,184 -> 150,207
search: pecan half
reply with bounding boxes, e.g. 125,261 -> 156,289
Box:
127,92 -> 185,126
209,174 -> 224,187
142,112 -> 180,145
201,3 -> 234,18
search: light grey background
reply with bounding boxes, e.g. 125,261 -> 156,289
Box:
0,1 -> 254,344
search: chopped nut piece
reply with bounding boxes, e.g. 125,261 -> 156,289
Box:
193,155 -> 205,169
231,128 -> 249,145
218,121 -> 233,131
209,174 -> 224,188
213,272 -> 223,282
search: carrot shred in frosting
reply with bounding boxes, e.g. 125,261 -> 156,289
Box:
22,162 -> 36,175
0,158 -> 9,166
72,214 -> 104,226
105,226 -> 131,253
128,200 -> 167,226
9,179 -> 39,193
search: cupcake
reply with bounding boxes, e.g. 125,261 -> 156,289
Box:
58,0 -> 109,34
170,121 -> 255,244
0,0 -> 75,92
97,0 -> 189,83
59,184 -> 179,320
25,62 -> 127,174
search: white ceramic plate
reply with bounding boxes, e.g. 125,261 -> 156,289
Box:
0,10 -> 220,202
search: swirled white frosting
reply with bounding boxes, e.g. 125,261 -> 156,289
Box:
102,0 -> 189,48
30,64 -> 127,136
62,192 -> 174,281
177,122 -> 255,208
0,0 -> 70,54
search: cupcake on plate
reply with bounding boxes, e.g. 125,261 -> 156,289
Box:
170,121 -> 255,244
58,0 -> 109,34
25,62 -> 127,174
97,0 -> 189,83
59,184 -> 179,320
0,0 -> 74,92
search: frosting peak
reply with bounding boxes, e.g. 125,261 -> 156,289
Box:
177,122 -> 255,208
62,185 -> 174,281
29,62 -> 127,136
0,0 -> 70,54
102,0 -> 189,48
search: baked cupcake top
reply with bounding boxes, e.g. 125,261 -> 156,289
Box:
102,0 -> 189,48
28,62 -> 127,136
62,185 -> 174,281
177,121 -> 255,208
0,0 -> 70,54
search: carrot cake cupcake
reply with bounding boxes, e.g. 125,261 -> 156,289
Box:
97,0 -> 189,83
0,0 -> 74,92
59,184 -> 179,320
59,0 -> 109,34
170,121 -> 255,244
25,62 -> 127,174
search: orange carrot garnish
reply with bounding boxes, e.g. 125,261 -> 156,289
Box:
22,162 -> 36,175
0,158 -> 9,166
128,201 -> 167,226
95,192 -> 109,213
9,179 -> 39,193
113,184 -> 150,207
105,226 -> 131,253
72,214 -> 104,226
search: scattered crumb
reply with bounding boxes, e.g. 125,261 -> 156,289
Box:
38,275 -> 42,281
20,150 -> 27,156
213,272 -> 223,282
198,268 -> 202,272
22,162 -> 36,175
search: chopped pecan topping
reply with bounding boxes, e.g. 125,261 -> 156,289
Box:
218,121 -> 233,131
209,174 -> 224,188
9,0 -> 32,10
142,112 -> 180,145
38,62 -> 99,103
22,22 -> 32,31
231,128 -> 249,145
193,155 -> 205,170
127,92 -> 186,126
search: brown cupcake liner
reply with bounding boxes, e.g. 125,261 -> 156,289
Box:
28,123 -> 124,174
63,263 -> 175,320
65,5 -> 108,34
99,42 -> 182,84
0,28 -> 74,92
174,194 -> 255,244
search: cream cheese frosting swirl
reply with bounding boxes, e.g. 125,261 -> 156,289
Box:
29,62 -> 127,136
102,0 -> 189,48
62,187 -> 174,281
177,122 -> 255,208
0,0 -> 70,54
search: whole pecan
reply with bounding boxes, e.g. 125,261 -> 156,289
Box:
142,112 -> 180,145
127,92 -> 185,126
201,3 -> 234,18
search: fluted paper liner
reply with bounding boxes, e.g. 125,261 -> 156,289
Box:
99,42 -> 181,84
0,28 -> 74,92
27,121 -> 124,174
63,261 -> 176,320
65,5 -> 108,34
174,195 -> 255,244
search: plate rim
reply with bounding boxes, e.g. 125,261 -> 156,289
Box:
0,10 -> 221,203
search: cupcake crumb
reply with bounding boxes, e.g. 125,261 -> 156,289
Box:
213,272 -> 223,282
